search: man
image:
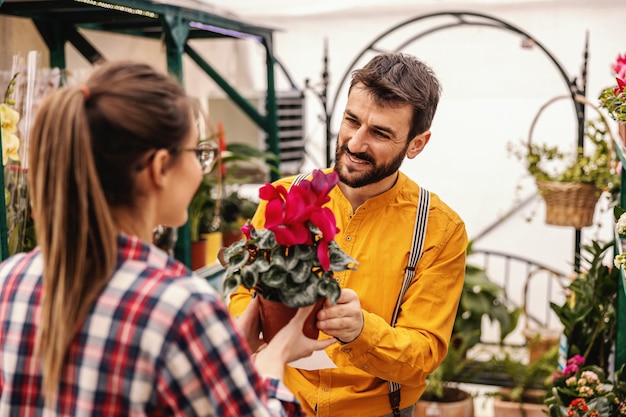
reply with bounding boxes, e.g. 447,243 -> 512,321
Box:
228,52 -> 467,417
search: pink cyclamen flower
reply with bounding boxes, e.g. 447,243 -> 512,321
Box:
612,53 -> 626,79
613,77 -> 626,97
241,223 -> 253,239
258,170 -> 341,264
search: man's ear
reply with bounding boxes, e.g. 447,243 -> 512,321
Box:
406,131 -> 431,159
147,149 -> 172,188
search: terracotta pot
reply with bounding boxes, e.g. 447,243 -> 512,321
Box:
414,387 -> 474,417
492,389 -> 547,417
258,297 -> 325,343
222,229 -> 243,247
191,240 -> 207,271
619,123 -> 626,147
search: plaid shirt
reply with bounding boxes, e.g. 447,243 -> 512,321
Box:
0,234 -> 302,417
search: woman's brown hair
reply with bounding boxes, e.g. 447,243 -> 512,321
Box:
29,61 -> 192,397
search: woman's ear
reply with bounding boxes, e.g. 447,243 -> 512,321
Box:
147,149 -> 172,188
406,131 -> 431,159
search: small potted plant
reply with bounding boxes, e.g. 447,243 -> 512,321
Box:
221,169 -> 358,342
219,191 -> 259,247
488,346 -> 558,417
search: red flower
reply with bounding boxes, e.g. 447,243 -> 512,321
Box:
567,398 -> 589,415
612,53 -> 626,79
241,223 -> 252,239
613,77 -> 626,97
259,169 -> 340,270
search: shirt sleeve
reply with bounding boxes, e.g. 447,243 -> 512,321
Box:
156,293 -> 303,417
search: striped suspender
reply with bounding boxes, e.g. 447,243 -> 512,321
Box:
291,172 -> 309,187
388,187 -> 430,416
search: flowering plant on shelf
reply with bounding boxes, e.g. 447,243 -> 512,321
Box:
1,73 -> 21,166
222,169 -> 358,308
1,70 -> 36,257
598,52 -> 626,123
544,355 -> 626,417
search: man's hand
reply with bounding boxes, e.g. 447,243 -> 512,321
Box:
316,288 -> 364,343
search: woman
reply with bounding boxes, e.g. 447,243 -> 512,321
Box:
0,61 -> 334,416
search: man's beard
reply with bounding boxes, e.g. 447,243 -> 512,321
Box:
334,143 -> 408,188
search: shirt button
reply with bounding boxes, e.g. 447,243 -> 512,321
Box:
346,236 -> 351,241
322,388 -> 328,392
343,348 -> 351,353
362,365 -> 368,369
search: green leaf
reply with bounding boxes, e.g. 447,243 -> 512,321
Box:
222,272 -> 242,296
260,265 -> 287,288
614,205 -> 626,222
291,260 -> 314,284
317,277 -> 341,304
328,241 -> 358,272
279,279 -> 319,308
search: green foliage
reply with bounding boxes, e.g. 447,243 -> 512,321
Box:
489,346 -> 558,404
549,240 -> 618,374
222,230 -> 356,307
454,242 -> 521,352
220,191 -> 259,234
599,85 -> 626,123
509,119 -> 619,190
544,360 -> 626,417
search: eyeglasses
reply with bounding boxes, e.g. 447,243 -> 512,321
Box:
174,141 -> 218,174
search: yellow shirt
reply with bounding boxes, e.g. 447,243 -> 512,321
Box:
228,169 -> 467,417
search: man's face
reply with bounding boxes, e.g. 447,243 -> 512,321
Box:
334,85 -> 414,188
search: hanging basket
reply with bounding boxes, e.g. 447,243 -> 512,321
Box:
528,94 -> 616,229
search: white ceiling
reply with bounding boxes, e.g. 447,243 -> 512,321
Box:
200,0 -> 593,18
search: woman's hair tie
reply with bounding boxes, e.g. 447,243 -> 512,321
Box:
78,85 -> 90,102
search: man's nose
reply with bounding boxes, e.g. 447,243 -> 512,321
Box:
348,126 -> 369,153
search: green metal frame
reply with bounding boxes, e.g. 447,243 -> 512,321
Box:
0,0 -> 281,266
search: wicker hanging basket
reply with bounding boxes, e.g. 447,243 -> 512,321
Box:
528,94 -> 616,229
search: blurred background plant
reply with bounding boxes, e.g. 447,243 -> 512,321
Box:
549,240 -> 618,375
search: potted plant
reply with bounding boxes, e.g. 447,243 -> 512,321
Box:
488,346 -> 558,417
508,103 -> 620,228
550,240 -> 619,375
598,52 -> 626,145
415,331 -> 478,417
221,169 -> 358,342
543,355 -> 626,416
415,243 -> 521,416
219,191 -> 259,247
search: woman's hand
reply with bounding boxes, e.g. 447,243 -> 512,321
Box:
235,295 -> 266,354
254,304 -> 337,379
